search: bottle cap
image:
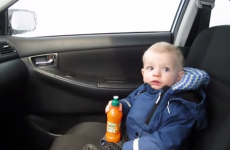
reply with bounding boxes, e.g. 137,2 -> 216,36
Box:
111,96 -> 119,107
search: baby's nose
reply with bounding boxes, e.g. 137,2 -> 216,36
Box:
153,70 -> 161,77
153,73 -> 161,77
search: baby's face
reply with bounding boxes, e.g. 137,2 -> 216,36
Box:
141,50 -> 183,90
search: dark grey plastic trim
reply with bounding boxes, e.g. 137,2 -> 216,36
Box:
2,32 -> 171,57
0,38 -> 19,62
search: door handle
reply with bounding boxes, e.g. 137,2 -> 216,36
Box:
35,57 -> 54,65
33,54 -> 55,66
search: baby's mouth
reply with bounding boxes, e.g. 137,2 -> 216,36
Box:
151,80 -> 161,84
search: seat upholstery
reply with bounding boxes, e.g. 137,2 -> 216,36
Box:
186,25 -> 230,150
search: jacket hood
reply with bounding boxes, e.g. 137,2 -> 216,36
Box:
170,67 -> 210,130
172,67 -> 210,91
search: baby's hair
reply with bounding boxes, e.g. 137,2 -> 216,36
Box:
143,42 -> 184,69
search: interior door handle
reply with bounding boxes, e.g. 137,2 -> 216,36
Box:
33,54 -> 55,66
35,58 -> 54,65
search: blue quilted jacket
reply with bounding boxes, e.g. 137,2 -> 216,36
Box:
119,67 -> 210,150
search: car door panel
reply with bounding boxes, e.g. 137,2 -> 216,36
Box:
2,32 -> 172,150
9,32 -> 172,114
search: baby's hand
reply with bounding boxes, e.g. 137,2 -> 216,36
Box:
105,100 -> 122,113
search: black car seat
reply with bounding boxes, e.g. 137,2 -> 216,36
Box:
186,25 -> 230,150
50,25 -> 230,150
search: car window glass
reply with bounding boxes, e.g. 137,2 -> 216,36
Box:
9,0 -> 181,37
210,1 -> 230,27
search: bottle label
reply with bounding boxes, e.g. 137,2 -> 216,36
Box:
107,122 -> 120,133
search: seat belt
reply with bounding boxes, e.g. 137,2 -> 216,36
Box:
196,0 -> 215,33
145,86 -> 170,125
185,0 -> 215,46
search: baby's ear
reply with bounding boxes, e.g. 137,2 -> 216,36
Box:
141,69 -> 146,83
141,68 -> 144,76
177,71 -> 184,82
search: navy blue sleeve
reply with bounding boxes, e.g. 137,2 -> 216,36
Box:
119,84 -> 146,118
122,102 -> 195,150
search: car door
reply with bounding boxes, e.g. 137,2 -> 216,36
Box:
0,0 -> 189,150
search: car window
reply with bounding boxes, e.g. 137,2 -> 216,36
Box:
9,0 -> 181,37
210,0 -> 230,27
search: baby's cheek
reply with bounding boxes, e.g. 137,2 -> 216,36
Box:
166,77 -> 177,86
143,77 -> 149,83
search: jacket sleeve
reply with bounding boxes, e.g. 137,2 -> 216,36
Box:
119,84 -> 146,118
122,102 -> 195,150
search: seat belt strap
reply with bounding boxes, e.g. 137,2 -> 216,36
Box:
145,86 -> 170,125
196,0 -> 215,33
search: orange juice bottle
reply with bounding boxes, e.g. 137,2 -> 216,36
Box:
105,96 -> 123,143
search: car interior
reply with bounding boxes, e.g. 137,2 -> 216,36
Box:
0,0 -> 229,150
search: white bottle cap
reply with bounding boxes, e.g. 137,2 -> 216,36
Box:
113,96 -> 119,99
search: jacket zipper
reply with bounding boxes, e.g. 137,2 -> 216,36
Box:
122,99 -> 132,107
134,92 -> 141,99
155,92 -> 162,104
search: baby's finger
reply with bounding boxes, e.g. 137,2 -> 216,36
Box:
119,103 -> 122,111
105,101 -> 112,113
105,105 -> 110,113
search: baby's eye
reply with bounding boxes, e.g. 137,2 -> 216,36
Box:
162,67 -> 170,72
147,66 -> 153,70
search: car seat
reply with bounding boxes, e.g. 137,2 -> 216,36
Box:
186,25 -> 230,150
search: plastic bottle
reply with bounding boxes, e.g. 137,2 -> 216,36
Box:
105,96 -> 123,143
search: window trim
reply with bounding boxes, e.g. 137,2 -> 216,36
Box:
174,0 -> 199,46
171,0 -> 190,41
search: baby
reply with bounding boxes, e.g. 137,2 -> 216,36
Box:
84,42 -> 209,150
